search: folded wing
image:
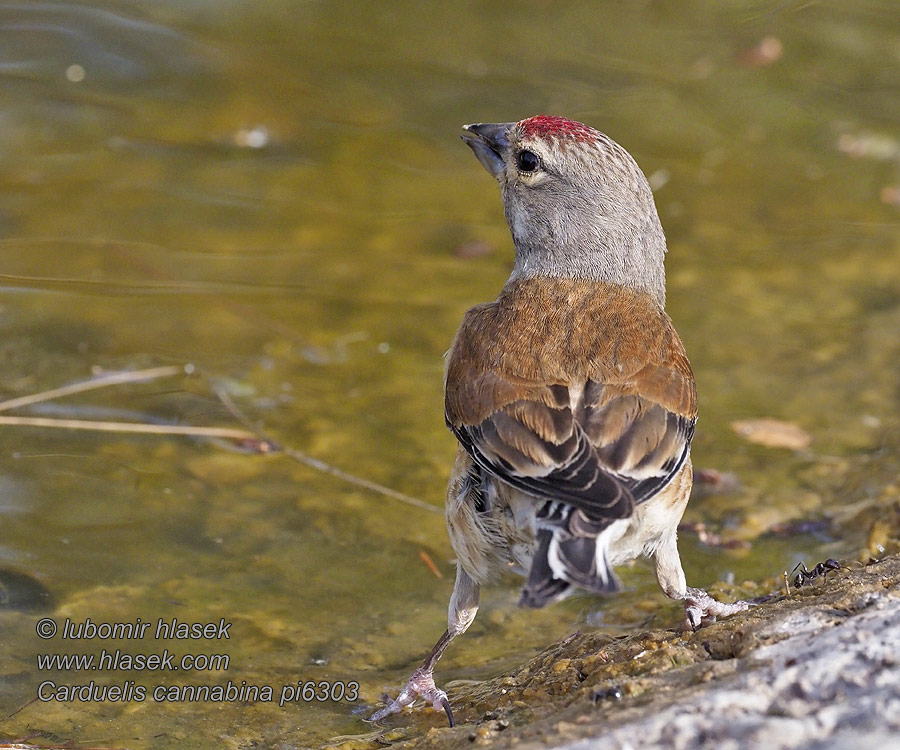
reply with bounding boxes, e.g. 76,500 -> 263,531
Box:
444,280 -> 697,606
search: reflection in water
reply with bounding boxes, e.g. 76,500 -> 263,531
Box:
0,1 -> 898,747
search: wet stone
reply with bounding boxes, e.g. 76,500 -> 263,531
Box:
0,567 -> 54,612
379,556 -> 900,750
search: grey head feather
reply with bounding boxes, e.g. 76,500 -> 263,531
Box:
462,118 -> 668,308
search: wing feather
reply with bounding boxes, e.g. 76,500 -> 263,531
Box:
445,278 -> 697,527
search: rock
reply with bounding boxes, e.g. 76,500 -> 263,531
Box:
369,556 -> 900,750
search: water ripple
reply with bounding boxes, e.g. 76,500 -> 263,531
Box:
0,1 -> 212,85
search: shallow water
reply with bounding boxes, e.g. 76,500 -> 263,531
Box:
0,1 -> 898,747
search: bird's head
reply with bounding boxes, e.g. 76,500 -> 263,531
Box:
461,116 -> 667,306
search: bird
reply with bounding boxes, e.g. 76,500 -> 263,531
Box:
369,116 -> 749,727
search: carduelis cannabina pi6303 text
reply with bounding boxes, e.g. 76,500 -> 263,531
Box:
370,116 -> 750,726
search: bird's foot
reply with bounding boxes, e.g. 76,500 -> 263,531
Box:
369,666 -> 454,726
682,586 -> 752,631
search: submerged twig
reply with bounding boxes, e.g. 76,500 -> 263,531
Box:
214,387 -> 441,514
1,695 -> 38,721
419,549 -> 444,578
0,743 -> 133,750
0,415 -> 259,442
0,365 -> 184,413
0,365 -> 274,451
0,365 -> 435,507
281,446 -> 441,514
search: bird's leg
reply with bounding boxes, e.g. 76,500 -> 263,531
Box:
682,586 -> 751,631
369,629 -> 458,725
369,565 -> 479,726
653,534 -> 751,631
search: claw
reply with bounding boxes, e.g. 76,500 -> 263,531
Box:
368,667 -> 453,726
682,587 -> 751,631
684,603 -> 703,631
439,696 -> 455,727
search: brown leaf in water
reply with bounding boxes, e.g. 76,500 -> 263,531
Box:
881,185 -> 900,206
454,240 -> 495,259
736,36 -> 783,67
731,418 -> 812,450
693,468 -> 743,495
679,521 -> 751,550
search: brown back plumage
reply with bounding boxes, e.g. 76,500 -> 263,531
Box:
445,276 -> 695,524
446,277 -> 695,419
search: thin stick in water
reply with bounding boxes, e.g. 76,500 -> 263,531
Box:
0,365 -> 186,413
213,386 -> 441,514
0,415 -> 260,443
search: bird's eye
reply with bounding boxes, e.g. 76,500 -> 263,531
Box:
516,150 -> 540,173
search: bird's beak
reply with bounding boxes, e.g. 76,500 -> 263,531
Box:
460,122 -> 514,179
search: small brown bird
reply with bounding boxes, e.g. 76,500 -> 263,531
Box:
370,116 -> 748,725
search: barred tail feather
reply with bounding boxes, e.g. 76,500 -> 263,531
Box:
519,529 -> 571,607
520,526 -> 621,608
